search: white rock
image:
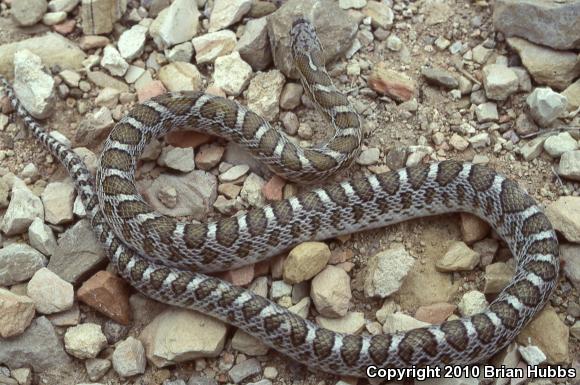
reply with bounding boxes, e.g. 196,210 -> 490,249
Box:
26,267 -> 74,314
0,243 -> 47,286
247,70 -> 285,121
482,64 -> 519,101
543,132 -> 578,158
112,336 -> 146,377
118,24 -> 148,61
208,0 -> 252,32
64,323 -> 108,359
526,87 -> 568,127
364,243 -> 415,298
213,51 -> 253,96
316,311 -> 365,334
0,288 -> 35,338
458,291 -> 488,316
158,146 -> 195,172
48,0 -> 79,12
518,344 -> 547,366
149,0 -> 201,49
158,62 -> 203,92
270,280 -> 292,300
191,30 -> 237,65
100,45 -> 129,77
558,150 -> 580,181
240,173 -> 266,207
42,11 -> 67,25
0,179 -> 44,236
13,49 -> 56,119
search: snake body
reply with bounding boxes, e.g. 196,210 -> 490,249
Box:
1,19 -> 559,377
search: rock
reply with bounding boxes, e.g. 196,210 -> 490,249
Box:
368,64 -> 415,102
118,24 -> 147,61
85,358 -> 111,382
159,146 -> 195,172
288,297 -> 310,319
48,219 -> 106,284
41,181 -> 75,225
247,70 -> 285,121
213,52 -> 252,96
357,148 -> 380,166
0,33 -> 86,78
0,243 -> 47,286
102,319 -> 129,344
237,17 -> 272,71
240,173 -> 266,207
143,171 -> 217,221
526,87 -> 568,127
195,144 -> 224,170
475,102 -> 499,123
26,267 -> 74,314
112,336 -> 146,377
362,0 -> 394,29
560,244 -> 580,291
1,179 -> 44,236
468,132 -> 490,148
100,45 -> 128,76
13,49 -> 57,120
421,0 -> 453,26
517,306 -> 569,364
267,0 -> 357,78
460,213 -> 490,243
472,44 -> 493,65
545,197 -> 580,242
493,0 -> 580,50
87,70 -> 129,92
0,288 -> 35,338
279,83 -> 303,110
192,30 -> 237,65
208,0 -> 252,32
0,316 -> 72,372
166,41 -> 194,63
483,262 -> 514,294
219,164 -> 250,182
80,0 -> 123,35
482,64 -> 519,101
158,62 -> 203,92
270,280 -> 292,300
261,175 -> 285,201
74,106 -> 115,146
11,367 -> 32,385
381,313 -> 430,333
231,330 -> 269,356
311,265 -> 351,317
421,67 -> 458,89
562,79 -> 580,111
414,303 -> 456,324
47,303 -> 80,327
507,37 -> 580,91
558,150 -> 580,181
316,311 -> 365,334
519,344 -> 547,366
364,244 -> 415,298
458,291 -> 488,316
64,323 -> 108,359
449,134 -> 469,151
515,112 -> 539,136
519,136 -> 546,161
228,357 -> 261,384
77,270 -> 132,325
543,132 -> 578,158
139,309 -> 227,367
436,241 -> 480,272
283,242 -> 330,284
12,0 -> 47,26
149,0 -> 200,49
386,35 -> 403,52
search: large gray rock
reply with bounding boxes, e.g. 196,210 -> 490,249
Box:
267,0 -> 358,78
0,316 -> 72,372
493,0 -> 580,50
507,37 -> 580,91
0,33 -> 86,77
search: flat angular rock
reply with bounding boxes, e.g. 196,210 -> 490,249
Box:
77,270 -> 132,325
0,243 -> 47,286
493,0 -> 580,50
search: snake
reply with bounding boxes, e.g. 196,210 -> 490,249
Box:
1,18 -> 559,377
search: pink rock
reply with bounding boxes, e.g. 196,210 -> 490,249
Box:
53,19 -> 76,35
415,302 -> 457,324
165,131 -> 211,149
329,249 -> 354,264
137,80 -> 166,102
262,175 -> 285,201
222,265 -> 254,286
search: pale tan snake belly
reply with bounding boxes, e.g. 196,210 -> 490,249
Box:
1,18 -> 559,377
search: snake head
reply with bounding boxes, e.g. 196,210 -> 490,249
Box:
290,17 -> 323,58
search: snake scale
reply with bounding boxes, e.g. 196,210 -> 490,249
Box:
1,18 -> 559,377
